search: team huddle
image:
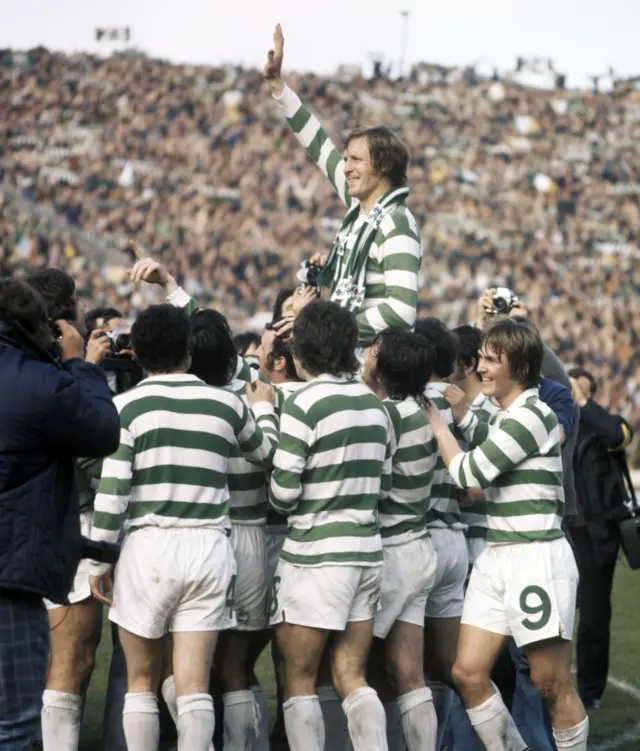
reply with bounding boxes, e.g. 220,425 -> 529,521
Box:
55,255 -> 583,751
33,24 -> 591,751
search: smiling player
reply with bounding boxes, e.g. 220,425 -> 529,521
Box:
263,24 -> 422,352
425,319 -> 588,751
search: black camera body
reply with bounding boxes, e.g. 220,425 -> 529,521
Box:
297,260 -> 323,289
104,329 -> 131,354
492,287 -> 516,314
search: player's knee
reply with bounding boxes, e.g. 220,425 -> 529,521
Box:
48,629 -> 96,691
331,656 -> 365,698
451,659 -> 484,696
76,636 -> 97,684
383,650 -> 422,694
218,651 -> 252,692
532,673 -> 561,711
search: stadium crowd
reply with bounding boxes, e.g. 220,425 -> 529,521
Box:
1,44 -> 640,463
0,27 -> 637,751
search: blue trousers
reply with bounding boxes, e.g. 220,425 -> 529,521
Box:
0,594 -> 49,751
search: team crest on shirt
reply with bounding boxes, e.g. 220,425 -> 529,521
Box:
333,278 -> 365,308
335,233 -> 348,257
369,204 -> 386,228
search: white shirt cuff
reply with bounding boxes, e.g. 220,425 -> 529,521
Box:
448,454 -> 465,488
88,561 -> 111,578
166,286 -> 191,308
272,85 -> 303,118
251,402 -> 276,420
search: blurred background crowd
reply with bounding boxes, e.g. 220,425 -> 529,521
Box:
1,46 -> 639,462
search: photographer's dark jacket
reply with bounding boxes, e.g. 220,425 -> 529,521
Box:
0,323 -> 120,603
573,398 -> 633,565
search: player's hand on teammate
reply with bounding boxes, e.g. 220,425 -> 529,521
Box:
90,571 -> 114,607
246,380 -> 275,406
444,385 -> 469,424
423,398 -> 448,436
264,24 -> 285,96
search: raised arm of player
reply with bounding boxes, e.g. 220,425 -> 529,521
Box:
264,24 -> 350,208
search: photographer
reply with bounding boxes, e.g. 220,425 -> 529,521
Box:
25,272 -> 124,751
568,368 -> 634,710
85,307 -> 143,397
0,279 -> 119,750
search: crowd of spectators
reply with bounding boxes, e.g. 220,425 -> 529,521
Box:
1,46 -> 639,462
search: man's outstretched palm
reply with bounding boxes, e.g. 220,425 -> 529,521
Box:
264,24 -> 284,85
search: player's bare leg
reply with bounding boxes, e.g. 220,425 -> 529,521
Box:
217,629 -> 264,750
276,622 -> 328,751
452,624 -> 528,751
423,613 -> 460,737
331,619 -> 388,751
172,631 -> 219,751
42,600 -> 101,751
382,621 -> 436,750
526,638 -> 588,750
118,627 -> 164,751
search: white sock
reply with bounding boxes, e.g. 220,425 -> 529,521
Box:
397,687 -> 437,751
251,685 -> 270,751
177,693 -> 215,751
426,681 -> 452,748
466,690 -> 527,751
553,717 -> 589,750
318,685 -> 352,751
161,675 -> 179,725
223,690 -> 260,750
342,687 -> 389,751
41,690 -> 82,751
162,676 -> 215,751
122,692 -> 159,751
383,701 -> 405,751
283,694 -> 325,751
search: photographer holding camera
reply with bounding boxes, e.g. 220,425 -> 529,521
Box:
0,279 -> 120,750
85,307 -> 143,397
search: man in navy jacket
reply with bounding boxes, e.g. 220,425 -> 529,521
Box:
0,279 -> 120,750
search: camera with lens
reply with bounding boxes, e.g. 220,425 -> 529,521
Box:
296,260 -> 323,289
104,329 -> 132,354
492,287 -> 516,315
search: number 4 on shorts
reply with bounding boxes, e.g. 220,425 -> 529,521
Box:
268,576 -> 281,618
225,575 -> 237,618
519,585 -> 551,630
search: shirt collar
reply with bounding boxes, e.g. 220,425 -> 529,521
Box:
502,387 -> 539,414
314,372 -> 355,384
143,373 -> 202,383
424,381 -> 448,397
